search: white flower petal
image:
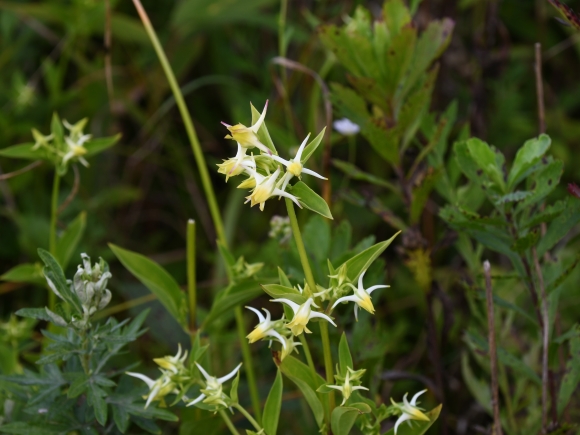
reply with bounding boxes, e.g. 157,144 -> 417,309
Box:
309,311 -> 337,327
217,362 -> 242,384
410,389 -> 427,406
195,363 -> 212,381
331,295 -> 360,310
245,306 -> 266,323
366,284 -> 389,295
126,372 -> 156,389
394,413 -> 412,435
270,298 -> 300,314
186,393 -> 207,407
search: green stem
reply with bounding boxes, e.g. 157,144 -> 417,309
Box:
233,403 -> 263,433
219,409 -> 240,435
285,198 -> 316,296
48,171 -> 61,311
131,0 -> 226,246
187,220 -> 197,342
235,307 -> 262,424
319,321 -> 336,410
278,0 -> 294,136
132,0 -> 261,422
299,334 -> 315,374
285,198 -> 335,420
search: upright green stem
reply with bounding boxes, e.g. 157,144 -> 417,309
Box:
278,0 -> 294,136
48,171 -> 60,311
132,0 -> 261,421
187,220 -> 197,342
131,0 -> 225,245
285,198 -> 336,416
219,409 -> 240,435
233,403 -> 263,433
235,307 -> 262,424
299,334 -> 315,373
285,199 -> 316,296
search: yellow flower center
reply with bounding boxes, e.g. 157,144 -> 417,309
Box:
288,161 -> 303,177
356,290 -> 375,314
72,145 -> 87,156
246,323 -> 268,343
226,124 -> 260,148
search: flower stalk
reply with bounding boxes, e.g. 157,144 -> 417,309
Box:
48,171 -> 60,310
131,0 -> 262,422
187,219 -> 197,341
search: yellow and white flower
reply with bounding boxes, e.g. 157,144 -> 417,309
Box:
245,306 -> 286,348
153,343 -> 188,374
245,166 -> 301,211
222,101 -> 272,155
31,129 -> 54,150
217,143 -> 256,181
331,270 -> 389,321
279,335 -> 302,360
271,297 -> 336,336
326,367 -> 369,406
390,390 -> 430,434
269,134 -> 326,191
126,371 -> 177,409
187,363 -> 242,408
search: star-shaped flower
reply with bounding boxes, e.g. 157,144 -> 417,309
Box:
244,166 -> 301,211
331,270 -> 389,321
222,101 -> 272,155
271,297 -> 336,336
187,363 -> 242,408
325,367 -> 369,406
269,134 -> 326,191
126,371 -> 178,409
153,343 -> 188,374
245,306 -> 286,348
390,390 -> 430,434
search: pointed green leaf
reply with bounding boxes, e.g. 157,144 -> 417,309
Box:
1,263 -> 45,286
84,134 -> 121,157
109,244 -> 187,327
0,143 -> 52,161
331,403 -> 372,435
339,232 -> 400,284
338,333 -> 354,377
261,284 -> 307,306
250,102 -> 277,154
203,280 -> 264,328
263,370 -> 283,435
301,127 -> 326,164
38,249 -> 83,314
507,134 -> 551,189
289,181 -> 333,220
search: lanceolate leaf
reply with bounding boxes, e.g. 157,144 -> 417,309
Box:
109,244 -> 187,328
278,356 -> 329,427
37,249 -> 83,314
203,280 -> 265,328
84,134 -> 121,157
339,232 -> 400,283
331,403 -> 372,435
289,181 -> 333,220
263,370 -> 283,435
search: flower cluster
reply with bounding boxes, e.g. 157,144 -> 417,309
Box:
217,101 -> 326,211
45,254 -> 112,329
127,344 -> 242,412
32,118 -> 92,170
323,366 -> 368,406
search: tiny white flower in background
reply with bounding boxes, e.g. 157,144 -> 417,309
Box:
271,297 -> 336,336
245,166 -> 302,211
62,137 -> 89,167
331,270 -> 389,321
63,118 -> 91,144
326,368 -> 369,406
390,390 -> 430,434
245,306 -> 286,348
187,363 -> 242,408
222,100 -> 272,155
333,118 -> 360,136
269,133 -> 327,191
153,343 -> 188,374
